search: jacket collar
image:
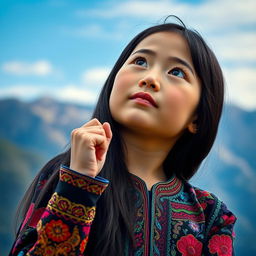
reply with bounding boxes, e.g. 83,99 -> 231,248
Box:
130,173 -> 183,196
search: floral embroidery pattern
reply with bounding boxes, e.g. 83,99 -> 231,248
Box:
177,234 -> 203,256
10,170 -> 236,256
60,167 -> 108,195
188,221 -> 200,232
31,220 -> 81,256
208,234 -> 232,256
222,215 -> 236,226
194,189 -> 211,199
47,192 -> 96,224
45,220 -> 71,242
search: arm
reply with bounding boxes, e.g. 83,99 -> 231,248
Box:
204,201 -> 237,256
10,165 -> 109,256
10,119 -> 112,255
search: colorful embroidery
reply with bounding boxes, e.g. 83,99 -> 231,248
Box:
221,214 -> 236,226
177,234 -> 203,256
171,202 -> 205,223
45,220 -> 71,242
194,189 -> 211,199
173,221 -> 183,235
208,234 -> 232,256
20,203 -> 46,231
188,221 -> 200,232
132,182 -> 148,255
80,237 -> 88,254
30,220 -> 81,256
60,167 -> 108,195
155,176 -> 183,196
47,192 -> 96,224
10,169 -> 236,256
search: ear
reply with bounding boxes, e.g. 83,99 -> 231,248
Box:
187,115 -> 198,134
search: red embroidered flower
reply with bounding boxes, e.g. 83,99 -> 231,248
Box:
222,215 -> 236,226
45,220 -> 71,242
177,234 -> 203,256
196,190 -> 211,199
208,235 -> 232,256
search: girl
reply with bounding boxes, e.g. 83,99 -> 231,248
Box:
10,18 -> 236,256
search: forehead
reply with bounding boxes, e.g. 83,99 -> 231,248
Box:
132,31 -> 192,61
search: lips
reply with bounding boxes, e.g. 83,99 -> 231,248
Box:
130,92 -> 158,107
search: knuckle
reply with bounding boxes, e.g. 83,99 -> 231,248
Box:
92,118 -> 101,125
71,128 -> 78,137
81,133 -> 90,142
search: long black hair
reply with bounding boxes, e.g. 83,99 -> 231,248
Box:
16,19 -> 224,255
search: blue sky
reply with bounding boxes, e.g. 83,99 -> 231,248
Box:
1,0 -> 256,109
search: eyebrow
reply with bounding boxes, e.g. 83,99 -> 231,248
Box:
132,48 -> 195,75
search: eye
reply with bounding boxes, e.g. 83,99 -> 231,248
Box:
169,68 -> 185,78
133,57 -> 147,67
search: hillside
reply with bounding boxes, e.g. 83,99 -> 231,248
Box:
0,97 -> 94,158
0,138 -> 45,255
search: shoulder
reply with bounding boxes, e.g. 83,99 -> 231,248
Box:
185,183 -> 237,236
183,182 -> 221,210
192,186 -> 220,208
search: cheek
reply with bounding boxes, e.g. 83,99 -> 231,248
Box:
109,70 -> 133,111
113,69 -> 135,91
165,89 -> 187,110
163,88 -> 200,121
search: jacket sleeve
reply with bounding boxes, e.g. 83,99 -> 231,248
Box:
10,165 -> 109,256
203,200 -> 237,256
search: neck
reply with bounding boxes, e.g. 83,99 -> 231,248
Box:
121,129 -> 176,189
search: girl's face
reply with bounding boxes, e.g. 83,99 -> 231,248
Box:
109,31 -> 201,141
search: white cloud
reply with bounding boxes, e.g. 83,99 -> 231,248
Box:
76,0 -> 256,29
63,24 -> 128,40
223,67 -> 256,110
76,1 -> 180,19
81,67 -> 111,88
0,84 -> 99,105
57,85 -> 99,104
209,31 -> 256,63
0,85 -> 48,99
0,66 -> 111,105
2,60 -> 53,76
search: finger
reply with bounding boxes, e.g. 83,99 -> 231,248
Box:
82,118 -> 101,128
83,126 -> 106,136
102,122 -> 113,141
71,127 -> 105,142
95,145 -> 105,161
93,135 -> 108,161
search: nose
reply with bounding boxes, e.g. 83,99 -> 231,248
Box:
138,75 -> 160,91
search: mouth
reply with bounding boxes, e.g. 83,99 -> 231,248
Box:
130,92 -> 158,108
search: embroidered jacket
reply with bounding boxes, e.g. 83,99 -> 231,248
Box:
10,166 -> 236,256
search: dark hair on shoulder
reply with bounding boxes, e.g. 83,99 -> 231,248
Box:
16,16 -> 224,255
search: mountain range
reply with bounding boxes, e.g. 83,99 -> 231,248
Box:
0,97 -> 255,255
